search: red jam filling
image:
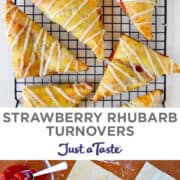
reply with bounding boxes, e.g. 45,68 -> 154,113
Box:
109,50 -> 115,61
135,65 -> 144,72
97,9 -> 103,21
119,0 -> 128,15
0,165 -> 36,180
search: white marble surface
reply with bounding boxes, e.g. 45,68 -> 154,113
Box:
0,0 -> 180,107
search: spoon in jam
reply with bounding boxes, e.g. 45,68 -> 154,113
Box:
21,162 -> 67,180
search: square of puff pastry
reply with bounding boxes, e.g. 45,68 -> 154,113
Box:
67,161 -> 122,180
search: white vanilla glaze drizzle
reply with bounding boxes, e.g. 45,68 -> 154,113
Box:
135,21 -> 151,26
2,5 -> 16,20
80,13 -> 102,42
121,38 -> 154,79
45,86 -> 61,106
100,88 -> 106,98
7,8 -> 19,35
25,83 -> 91,107
75,60 -> 78,72
101,80 -> 119,94
126,101 -> 138,107
130,101 -> 141,107
122,0 -> 155,4
170,62 -> 174,75
108,66 -> 127,91
143,46 -> 159,76
92,37 -> 102,51
125,103 -> 134,108
7,3 -> 80,77
130,8 -> 154,21
5,5 -> 16,15
39,31 -> 47,76
121,40 -> 146,83
43,41 -> 57,76
83,29 -> 105,44
110,62 -> 137,83
53,86 -> 76,104
44,0 -> 102,47
24,28 -> 44,77
19,21 -> 33,76
152,51 -> 168,75
150,93 -> 154,106
120,37 -> 171,83
56,42 -> 62,72
73,84 -> 84,97
64,0 -> 88,28
10,17 -> 29,49
26,88 -> 47,106
51,0 -> 75,19
46,0 -> 56,12
23,93 -> 32,107
68,7 -> 99,32
64,57 -> 73,73
83,83 -> 92,90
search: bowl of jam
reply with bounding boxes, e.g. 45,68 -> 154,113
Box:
0,161 -> 54,180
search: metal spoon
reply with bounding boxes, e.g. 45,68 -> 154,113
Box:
22,162 -> 67,180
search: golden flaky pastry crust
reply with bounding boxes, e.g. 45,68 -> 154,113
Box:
93,34 -> 180,101
122,90 -> 163,108
23,83 -> 93,107
4,0 -> 88,79
119,0 -> 155,40
33,0 -> 105,61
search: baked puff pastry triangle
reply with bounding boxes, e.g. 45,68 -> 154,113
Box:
119,0 -> 155,40
32,0 -> 105,61
23,83 -> 93,107
122,90 -> 163,108
93,34 -> 180,101
4,1 -> 88,79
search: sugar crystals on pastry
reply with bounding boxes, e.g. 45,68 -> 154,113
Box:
122,90 -> 163,108
93,34 -> 180,101
119,0 -> 155,40
4,0 -> 88,79
23,83 -> 93,107
32,0 -> 105,61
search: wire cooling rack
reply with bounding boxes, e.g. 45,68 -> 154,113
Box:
14,0 -> 167,107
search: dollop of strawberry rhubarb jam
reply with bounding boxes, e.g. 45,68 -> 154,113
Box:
0,165 -> 36,180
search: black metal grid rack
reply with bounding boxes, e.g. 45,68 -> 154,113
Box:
14,0 -> 167,107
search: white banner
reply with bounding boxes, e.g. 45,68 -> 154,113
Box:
0,108 -> 179,160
